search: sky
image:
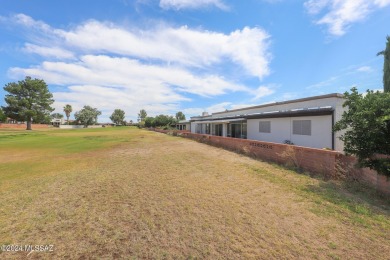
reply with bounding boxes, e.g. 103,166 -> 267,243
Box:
0,0 -> 389,122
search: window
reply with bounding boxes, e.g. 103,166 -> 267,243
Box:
259,121 -> 271,133
293,120 -> 311,136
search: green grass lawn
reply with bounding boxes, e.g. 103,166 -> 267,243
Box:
0,127 -> 389,259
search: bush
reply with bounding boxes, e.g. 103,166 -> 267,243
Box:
333,88 -> 390,176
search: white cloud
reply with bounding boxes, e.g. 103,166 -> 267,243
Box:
8,55 -> 250,120
304,0 -> 390,36
2,14 -> 273,121
13,13 -> 52,32
9,55 -> 248,97
7,15 -> 271,79
279,92 -> 299,101
23,43 -> 75,59
304,0 -> 330,15
229,103 -> 257,110
306,76 -> 338,89
159,0 -> 228,10
375,0 -> 390,7
183,101 -> 271,118
56,22 -> 271,79
356,66 -> 373,72
251,85 -> 275,101
206,102 -> 233,113
183,102 -> 232,117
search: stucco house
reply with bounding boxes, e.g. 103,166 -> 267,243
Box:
6,117 -> 21,124
51,118 -> 66,127
189,93 -> 346,151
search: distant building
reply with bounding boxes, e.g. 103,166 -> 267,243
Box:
6,118 -> 24,124
189,93 -> 346,151
51,118 -> 66,127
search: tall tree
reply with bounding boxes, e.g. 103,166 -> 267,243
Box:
333,87 -> 390,176
2,76 -> 54,130
175,111 -> 186,121
377,35 -> 390,92
138,109 -> 147,122
63,104 -> 73,125
74,105 -> 102,128
0,107 -> 6,122
110,109 -> 126,125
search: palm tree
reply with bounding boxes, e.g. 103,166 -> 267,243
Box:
377,35 -> 390,93
63,104 -> 73,125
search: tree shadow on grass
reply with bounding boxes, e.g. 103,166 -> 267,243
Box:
302,177 -> 390,226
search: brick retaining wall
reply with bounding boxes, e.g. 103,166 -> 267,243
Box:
0,123 -> 49,129
181,132 -> 340,178
151,128 -> 389,195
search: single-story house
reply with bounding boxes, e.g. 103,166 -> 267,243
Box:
51,118 -> 66,127
6,117 -> 24,124
189,93 -> 346,151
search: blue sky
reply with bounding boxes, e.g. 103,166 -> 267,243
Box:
0,0 -> 389,122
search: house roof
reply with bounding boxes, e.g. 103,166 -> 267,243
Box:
192,118 -> 246,124
212,93 -> 343,115
244,106 -> 334,119
177,120 -> 190,124
191,106 -> 334,123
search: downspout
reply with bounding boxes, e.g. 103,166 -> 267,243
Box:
331,110 -> 335,150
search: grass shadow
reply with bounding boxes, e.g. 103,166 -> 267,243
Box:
301,178 -> 390,228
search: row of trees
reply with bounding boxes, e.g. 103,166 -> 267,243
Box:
50,106 -> 185,127
137,109 -> 185,122
0,76 -> 186,129
144,115 -> 177,128
137,109 -> 186,128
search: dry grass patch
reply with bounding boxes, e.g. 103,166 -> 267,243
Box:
0,128 -> 389,259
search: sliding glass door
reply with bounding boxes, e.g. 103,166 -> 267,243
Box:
213,124 -> 223,136
227,121 -> 247,139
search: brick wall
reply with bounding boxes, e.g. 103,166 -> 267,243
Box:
180,132 -> 340,177
0,123 -> 49,129
151,129 -> 389,195
336,155 -> 390,195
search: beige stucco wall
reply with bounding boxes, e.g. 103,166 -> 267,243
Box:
247,115 -> 333,150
